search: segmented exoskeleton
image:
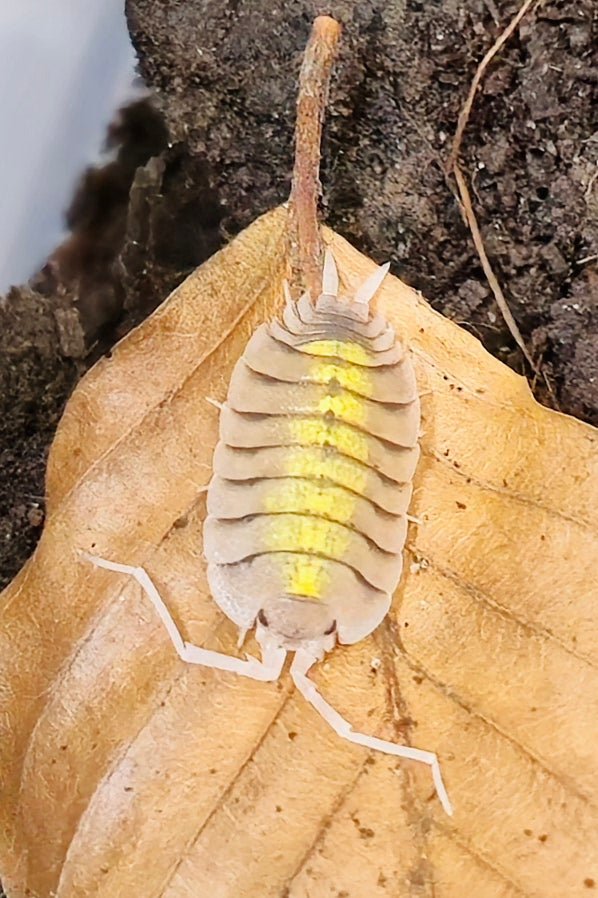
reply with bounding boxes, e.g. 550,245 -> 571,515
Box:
85,250 -> 452,816
205,250 -> 420,652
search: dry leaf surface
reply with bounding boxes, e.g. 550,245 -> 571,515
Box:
1,207 -> 597,898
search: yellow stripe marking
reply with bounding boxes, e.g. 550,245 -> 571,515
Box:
317,392 -> 367,427
310,359 -> 372,397
283,448 -> 369,496
265,514 -> 351,559
301,340 -> 371,365
264,478 -> 356,525
281,555 -> 330,599
288,418 -> 369,463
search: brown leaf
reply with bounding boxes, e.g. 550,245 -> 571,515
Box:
1,206 -> 597,898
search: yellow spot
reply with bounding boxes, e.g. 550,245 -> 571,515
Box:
284,448 -> 369,496
281,554 -> 330,599
264,478 -> 356,525
311,360 -> 372,397
302,340 -> 371,366
266,514 -> 351,560
317,392 -> 367,427
288,418 -> 369,463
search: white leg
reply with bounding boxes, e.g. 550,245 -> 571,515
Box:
81,553 -> 286,682
290,649 -> 453,816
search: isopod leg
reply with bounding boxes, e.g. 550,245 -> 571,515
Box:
81,553 -> 286,682
290,649 -> 453,816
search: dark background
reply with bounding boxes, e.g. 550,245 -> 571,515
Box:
0,0 -> 596,594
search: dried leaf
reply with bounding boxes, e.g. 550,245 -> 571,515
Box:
1,206 -> 597,898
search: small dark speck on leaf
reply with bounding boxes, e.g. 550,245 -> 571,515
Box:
524,828 -> 533,836
539,833 -> 548,842
456,501 -> 466,509
584,879 -> 595,889
288,730 -> 297,741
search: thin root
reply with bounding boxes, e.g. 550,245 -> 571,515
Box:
444,0 -> 556,393
446,0 -> 539,174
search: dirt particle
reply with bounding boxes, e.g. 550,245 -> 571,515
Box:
26,506 -> 44,528
584,879 -> 595,889
456,500 -> 467,509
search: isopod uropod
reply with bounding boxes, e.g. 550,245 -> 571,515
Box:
85,248 -> 453,816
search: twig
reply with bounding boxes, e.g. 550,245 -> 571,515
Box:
446,0 -> 538,173
453,163 -> 537,371
446,0 -> 547,383
288,16 -> 342,298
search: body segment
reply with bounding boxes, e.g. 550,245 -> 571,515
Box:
84,250 -> 453,817
205,256 -> 420,648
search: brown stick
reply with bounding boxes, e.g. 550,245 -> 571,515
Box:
289,16 -> 342,299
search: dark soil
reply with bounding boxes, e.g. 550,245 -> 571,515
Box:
0,0 -> 596,592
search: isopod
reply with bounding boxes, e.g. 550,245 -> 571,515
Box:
85,248 -> 453,816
